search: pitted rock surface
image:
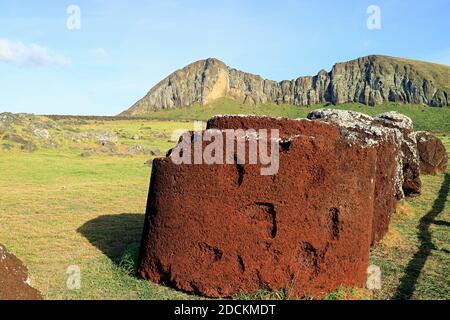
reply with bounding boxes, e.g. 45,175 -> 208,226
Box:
138,116 -> 380,298
413,131 -> 448,174
0,244 -> 42,300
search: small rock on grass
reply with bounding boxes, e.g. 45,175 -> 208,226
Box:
20,141 -> 37,152
80,151 -> 94,158
150,147 -> 161,156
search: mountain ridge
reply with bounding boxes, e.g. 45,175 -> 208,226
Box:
120,55 -> 450,116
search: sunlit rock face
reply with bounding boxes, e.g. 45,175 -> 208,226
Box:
121,55 -> 450,116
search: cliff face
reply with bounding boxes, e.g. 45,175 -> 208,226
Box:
121,55 -> 449,116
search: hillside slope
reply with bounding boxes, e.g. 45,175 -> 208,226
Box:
121,55 -> 450,116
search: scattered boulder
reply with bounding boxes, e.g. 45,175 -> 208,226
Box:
132,134 -> 140,140
155,132 -> 168,139
1,143 -> 13,151
80,150 -> 94,158
62,132 -> 81,143
2,132 -> 28,145
2,132 -> 37,152
30,128 -> 51,140
21,141 -> 37,152
149,147 -> 161,156
413,131 -> 448,174
29,120 -> 55,131
0,120 -> 11,135
139,115 -> 379,298
0,112 -> 24,127
97,141 -> 117,154
129,144 -> 147,154
81,130 -> 118,144
0,244 -> 43,300
44,140 -> 59,149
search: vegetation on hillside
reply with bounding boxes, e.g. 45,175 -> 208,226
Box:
140,98 -> 450,133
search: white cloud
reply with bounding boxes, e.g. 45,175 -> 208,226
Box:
0,38 -> 70,67
90,48 -> 108,59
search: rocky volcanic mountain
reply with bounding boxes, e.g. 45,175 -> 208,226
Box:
121,55 -> 450,116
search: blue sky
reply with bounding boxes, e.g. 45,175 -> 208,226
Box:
0,0 -> 449,115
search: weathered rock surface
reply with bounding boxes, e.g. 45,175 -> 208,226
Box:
2,132 -> 29,145
373,112 -> 421,196
209,113 -> 400,245
149,147 -> 161,156
20,141 -> 37,152
138,116 -> 379,298
306,110 -> 407,244
0,244 -> 43,300
81,130 -> 118,144
206,114 -> 341,140
128,144 -> 147,154
121,55 -> 450,116
2,132 -> 38,152
413,131 -> 448,174
308,109 -> 422,197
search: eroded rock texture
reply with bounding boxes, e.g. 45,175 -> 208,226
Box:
211,114 -> 400,245
374,112 -> 421,196
121,55 -> 450,116
413,131 -> 448,174
0,244 -> 43,300
138,116 -> 380,298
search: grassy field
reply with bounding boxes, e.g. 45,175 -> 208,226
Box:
0,102 -> 448,300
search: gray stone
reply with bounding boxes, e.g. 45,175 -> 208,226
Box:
129,144 -> 146,154
80,151 -> 93,158
20,141 -> 37,152
81,130 -> 118,144
149,147 -> 161,156
1,144 -> 13,151
31,128 -> 51,139
97,141 -> 117,153
2,132 -> 28,145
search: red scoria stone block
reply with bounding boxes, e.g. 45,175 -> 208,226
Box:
138,118 -> 378,298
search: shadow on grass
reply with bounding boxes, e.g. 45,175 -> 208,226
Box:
393,173 -> 449,300
77,213 -> 144,265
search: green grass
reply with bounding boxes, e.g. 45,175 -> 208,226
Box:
141,98 -> 450,133
0,105 -> 448,300
0,119 -> 195,300
369,135 -> 450,300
